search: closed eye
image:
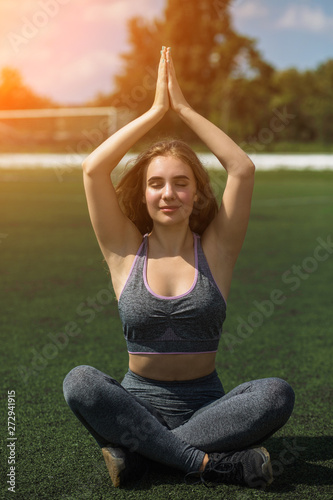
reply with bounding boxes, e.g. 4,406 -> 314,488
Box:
147,175 -> 191,189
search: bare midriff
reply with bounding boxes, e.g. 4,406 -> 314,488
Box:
128,352 -> 216,381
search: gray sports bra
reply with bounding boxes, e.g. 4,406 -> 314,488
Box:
118,233 -> 227,354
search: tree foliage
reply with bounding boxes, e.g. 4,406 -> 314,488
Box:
0,67 -> 54,110
95,0 -> 274,141
1,0 -> 332,148
94,0 -> 332,147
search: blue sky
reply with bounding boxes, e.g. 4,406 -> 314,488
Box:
231,0 -> 333,71
1,0 -> 332,104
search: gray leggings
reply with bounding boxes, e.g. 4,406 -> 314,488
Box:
63,365 -> 295,474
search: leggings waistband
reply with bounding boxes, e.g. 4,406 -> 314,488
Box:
125,368 -> 219,388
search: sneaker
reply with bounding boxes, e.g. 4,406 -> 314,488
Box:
186,447 -> 273,490
102,445 -> 150,488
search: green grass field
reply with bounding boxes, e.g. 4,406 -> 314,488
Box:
1,167 -> 332,500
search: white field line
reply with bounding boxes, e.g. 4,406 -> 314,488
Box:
1,153 -> 333,170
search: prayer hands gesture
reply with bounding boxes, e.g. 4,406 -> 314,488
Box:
152,46 -> 190,115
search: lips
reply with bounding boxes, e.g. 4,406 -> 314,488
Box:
160,206 -> 180,212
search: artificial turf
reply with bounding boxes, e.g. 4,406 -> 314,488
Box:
0,167 -> 332,499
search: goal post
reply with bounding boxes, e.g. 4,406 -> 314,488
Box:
0,107 -> 118,136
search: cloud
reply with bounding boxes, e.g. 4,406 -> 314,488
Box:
83,0 -> 163,23
25,50 -> 121,103
83,1 -> 134,23
231,0 -> 268,19
277,5 -> 333,33
60,51 -> 120,84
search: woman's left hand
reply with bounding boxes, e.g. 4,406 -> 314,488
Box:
166,48 -> 190,114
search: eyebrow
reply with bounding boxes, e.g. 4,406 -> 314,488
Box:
147,175 -> 190,182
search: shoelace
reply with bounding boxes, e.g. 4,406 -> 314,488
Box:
203,459 -> 244,485
184,460 -> 243,488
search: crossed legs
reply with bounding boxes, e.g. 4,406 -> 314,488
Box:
63,365 -> 295,474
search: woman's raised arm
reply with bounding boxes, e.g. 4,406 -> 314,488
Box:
167,48 -> 255,268
82,47 -> 169,262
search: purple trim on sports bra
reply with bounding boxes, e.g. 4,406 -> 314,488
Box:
128,350 -> 218,355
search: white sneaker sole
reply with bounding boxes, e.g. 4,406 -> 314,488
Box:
102,446 -> 126,488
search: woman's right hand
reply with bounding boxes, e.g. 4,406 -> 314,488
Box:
151,46 -> 169,115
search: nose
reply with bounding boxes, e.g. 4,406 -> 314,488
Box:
162,182 -> 176,200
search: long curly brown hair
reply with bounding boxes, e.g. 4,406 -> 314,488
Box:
115,140 -> 218,235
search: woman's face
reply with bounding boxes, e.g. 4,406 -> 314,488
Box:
144,155 -> 198,228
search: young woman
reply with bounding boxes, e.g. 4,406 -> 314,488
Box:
63,47 -> 295,490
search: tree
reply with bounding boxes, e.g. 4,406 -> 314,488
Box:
271,60 -> 333,144
309,60 -> 333,143
0,67 -> 54,109
95,0 -> 274,143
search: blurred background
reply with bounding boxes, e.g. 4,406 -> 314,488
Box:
1,3 -> 333,497
0,0 -> 333,156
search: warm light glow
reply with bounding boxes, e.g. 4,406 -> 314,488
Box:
0,0 -> 165,104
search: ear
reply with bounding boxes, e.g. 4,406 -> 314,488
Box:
194,193 -> 198,202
